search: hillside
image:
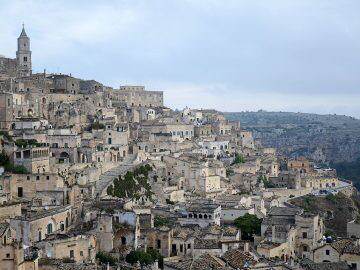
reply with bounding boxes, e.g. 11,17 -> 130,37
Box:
290,193 -> 360,237
225,111 -> 360,188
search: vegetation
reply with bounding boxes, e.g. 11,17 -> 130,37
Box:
107,165 -> 153,200
15,139 -> 42,148
332,158 -> 360,190
226,168 -> 234,177
154,216 -> 170,227
232,153 -> 245,165
0,151 -> 28,174
291,193 -> 359,237
90,122 -> 105,130
126,249 -> 163,268
324,230 -> 337,238
234,213 -> 262,240
258,175 -> 275,188
0,131 -> 13,141
326,193 -> 337,203
96,251 -> 118,266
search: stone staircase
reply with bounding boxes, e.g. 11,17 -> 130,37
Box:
94,154 -> 138,198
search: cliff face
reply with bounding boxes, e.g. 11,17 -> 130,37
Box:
290,193 -> 359,237
225,111 -> 360,163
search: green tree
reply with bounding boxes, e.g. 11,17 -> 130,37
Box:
0,151 -> 28,174
232,153 -> 245,165
126,250 -> 154,268
154,216 -> 170,227
234,213 -> 262,240
96,251 -> 117,266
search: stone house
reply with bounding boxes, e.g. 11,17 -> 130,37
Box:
312,239 -> 360,269
179,202 -> 221,228
36,233 -> 96,263
10,205 -> 73,246
13,146 -> 50,173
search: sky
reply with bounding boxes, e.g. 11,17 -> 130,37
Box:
0,0 -> 360,117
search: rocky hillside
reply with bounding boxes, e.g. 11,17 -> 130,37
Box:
290,193 -> 360,237
225,111 -> 360,163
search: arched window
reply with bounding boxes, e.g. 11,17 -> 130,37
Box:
204,214 -> 208,219
199,214 -> 203,219
121,236 -> 127,245
188,213 -> 193,218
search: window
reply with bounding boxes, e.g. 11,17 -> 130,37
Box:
351,263 -> 357,269
303,246 -> 308,252
60,223 -> 65,231
36,176 -> 40,181
27,176 -> 30,180
188,243 -> 191,249
23,56 -> 27,62
6,253 -> 10,258
326,250 -> 330,255
46,176 -> 50,180
17,187 -> 23,197
302,232 -> 308,239
157,239 -> 161,249
121,236 -> 127,245
47,223 -> 53,234
80,251 -> 83,256
70,250 -> 74,258
180,244 -> 183,253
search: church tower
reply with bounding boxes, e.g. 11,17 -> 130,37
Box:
16,24 -> 32,77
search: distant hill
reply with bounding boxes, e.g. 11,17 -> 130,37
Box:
224,111 -> 360,163
224,111 -> 360,188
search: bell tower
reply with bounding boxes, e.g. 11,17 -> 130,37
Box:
16,24 -> 32,77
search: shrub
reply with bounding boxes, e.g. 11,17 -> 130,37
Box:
96,251 -> 117,266
232,153 -> 245,165
154,216 -> 170,227
234,213 -> 262,240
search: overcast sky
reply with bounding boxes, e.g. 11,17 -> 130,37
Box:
1,0 -> 359,117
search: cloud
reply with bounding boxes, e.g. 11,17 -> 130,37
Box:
0,0 -> 359,117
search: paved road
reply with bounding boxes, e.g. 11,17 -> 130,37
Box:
95,154 -> 138,198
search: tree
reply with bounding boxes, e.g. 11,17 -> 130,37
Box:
0,151 -> 28,174
234,213 -> 262,240
126,250 -> 153,267
154,216 -> 170,227
96,251 -> 117,266
232,153 -> 245,165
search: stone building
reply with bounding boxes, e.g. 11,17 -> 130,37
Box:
10,206 -> 73,246
179,202 -> 221,228
16,25 -> 32,77
37,233 -> 96,263
108,85 -> 163,108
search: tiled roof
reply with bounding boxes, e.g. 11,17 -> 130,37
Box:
300,258 -> 350,270
165,253 -> 230,270
268,206 -> 301,216
222,249 -> 256,269
330,239 -> 354,253
343,242 -> 360,255
194,238 -> 221,249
